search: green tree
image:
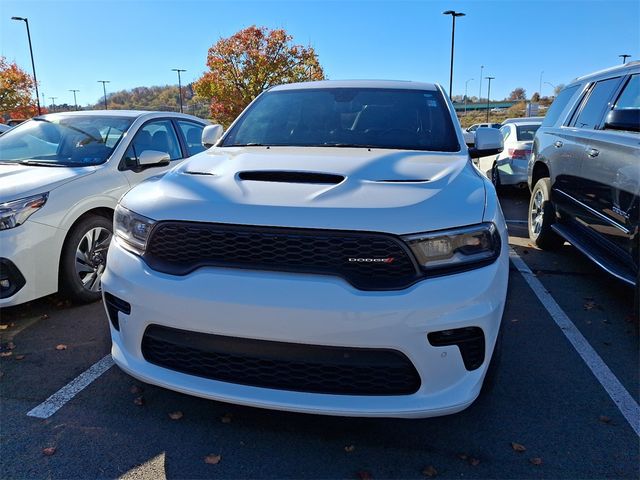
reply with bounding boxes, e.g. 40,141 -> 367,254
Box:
0,56 -> 39,119
194,26 -> 325,126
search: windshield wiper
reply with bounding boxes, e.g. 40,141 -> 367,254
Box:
317,143 -> 377,148
18,160 -> 86,167
223,143 -> 270,147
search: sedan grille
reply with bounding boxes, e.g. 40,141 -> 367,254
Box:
143,222 -> 421,290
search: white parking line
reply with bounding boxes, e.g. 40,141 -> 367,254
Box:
509,248 -> 640,437
27,354 -> 114,419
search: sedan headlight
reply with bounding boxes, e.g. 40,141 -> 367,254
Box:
114,204 -> 156,255
0,193 -> 48,230
403,222 -> 501,272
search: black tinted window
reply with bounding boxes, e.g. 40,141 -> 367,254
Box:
614,74 -> 640,109
516,124 -> 540,141
222,88 -> 460,152
541,85 -> 580,127
572,77 -> 622,129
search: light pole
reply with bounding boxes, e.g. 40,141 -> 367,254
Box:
69,89 -> 79,110
539,70 -> 544,98
619,54 -> 631,64
11,16 -> 41,115
485,76 -> 495,123
172,68 -> 186,113
443,10 -> 465,100
543,82 -> 556,97
479,65 -> 484,102
98,80 -> 110,109
464,78 -> 474,115
49,96 -> 57,113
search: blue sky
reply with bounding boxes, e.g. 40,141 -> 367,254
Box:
1,0 -> 638,109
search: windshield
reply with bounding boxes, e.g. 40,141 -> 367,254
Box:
222,88 -> 460,152
516,124 -> 541,141
0,114 -> 133,166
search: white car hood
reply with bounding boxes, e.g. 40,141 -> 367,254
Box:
122,147 -> 487,235
0,164 -> 95,203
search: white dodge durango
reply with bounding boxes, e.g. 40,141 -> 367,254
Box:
102,80 -> 509,418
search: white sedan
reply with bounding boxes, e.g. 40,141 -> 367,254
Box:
0,110 -> 208,307
476,121 -> 541,189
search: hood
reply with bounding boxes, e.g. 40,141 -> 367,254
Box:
121,147 -> 486,235
0,164 -> 95,203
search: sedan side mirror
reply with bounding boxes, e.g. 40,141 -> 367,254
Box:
604,109 -> 640,133
138,150 -> 170,168
202,124 -> 224,148
468,127 -> 503,159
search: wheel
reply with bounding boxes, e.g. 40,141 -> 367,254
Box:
528,178 -> 564,250
60,215 -> 113,303
490,163 -> 502,192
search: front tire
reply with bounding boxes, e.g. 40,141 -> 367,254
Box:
60,215 -> 113,304
491,163 -> 502,192
528,178 -> 564,250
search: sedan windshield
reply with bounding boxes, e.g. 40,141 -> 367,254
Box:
0,115 -> 133,166
222,88 -> 460,152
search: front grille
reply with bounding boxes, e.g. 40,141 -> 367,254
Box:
141,325 -> 421,395
143,222 -> 421,290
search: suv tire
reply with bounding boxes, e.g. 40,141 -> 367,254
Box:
528,178 -> 564,250
60,215 -> 113,304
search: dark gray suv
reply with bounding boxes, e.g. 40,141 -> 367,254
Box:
527,62 -> 639,304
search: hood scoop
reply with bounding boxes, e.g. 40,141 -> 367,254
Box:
238,171 -> 345,184
375,179 -> 430,183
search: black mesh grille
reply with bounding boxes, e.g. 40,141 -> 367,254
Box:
141,325 -> 421,395
143,222 -> 420,290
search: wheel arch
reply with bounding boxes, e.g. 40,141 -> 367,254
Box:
531,161 -> 551,191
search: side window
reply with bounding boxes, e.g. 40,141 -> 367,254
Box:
177,121 -> 206,156
613,74 -> 640,109
541,84 -> 580,127
500,126 -> 511,141
571,77 -> 622,129
124,120 -> 182,166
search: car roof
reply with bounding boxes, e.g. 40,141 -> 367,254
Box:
269,80 -> 439,91
37,110 -> 208,122
570,61 -> 640,84
505,121 -> 543,127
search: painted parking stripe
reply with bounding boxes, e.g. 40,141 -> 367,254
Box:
27,354 -> 114,419
509,248 -> 640,437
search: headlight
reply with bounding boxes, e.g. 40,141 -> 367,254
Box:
114,204 -> 156,255
0,193 -> 48,230
403,222 -> 501,272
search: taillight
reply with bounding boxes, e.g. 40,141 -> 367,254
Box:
508,148 -> 531,159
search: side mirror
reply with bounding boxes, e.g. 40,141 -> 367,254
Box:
468,127 -> 503,159
202,124 -> 224,148
462,131 -> 475,147
604,109 -> 640,133
138,150 -> 170,168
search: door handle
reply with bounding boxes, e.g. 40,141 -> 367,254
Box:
587,148 -> 599,157
554,141 -> 563,148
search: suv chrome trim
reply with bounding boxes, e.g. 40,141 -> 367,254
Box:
554,188 -> 630,234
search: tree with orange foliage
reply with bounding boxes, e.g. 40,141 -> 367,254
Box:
0,56 -> 40,120
194,26 -> 325,125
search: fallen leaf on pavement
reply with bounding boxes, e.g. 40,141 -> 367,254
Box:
529,457 -> 543,465
511,442 -> 526,452
599,415 -> 612,424
0,324 -> 8,330
130,385 -> 143,394
40,314 -> 49,320
42,447 -> 56,456
344,445 -> 355,453
204,454 -> 221,465
220,413 -> 233,423
469,457 -> 480,466
356,471 -> 373,480
583,299 -> 597,310
0,352 -> 13,358
55,344 -> 67,351
168,411 -> 183,420
422,465 -> 438,477
511,318 -> 519,323
457,453 -> 468,461
133,396 -> 144,406
15,355 -> 25,361
7,342 -> 15,350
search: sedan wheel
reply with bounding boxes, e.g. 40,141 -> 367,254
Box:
60,215 -> 113,303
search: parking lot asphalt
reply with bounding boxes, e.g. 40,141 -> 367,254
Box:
1,189 -> 638,479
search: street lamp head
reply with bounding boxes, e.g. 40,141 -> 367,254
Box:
485,76 -> 495,80
443,10 -> 465,16
11,16 -> 26,21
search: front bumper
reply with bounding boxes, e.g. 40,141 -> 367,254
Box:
0,220 -> 63,307
103,233 -> 509,418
